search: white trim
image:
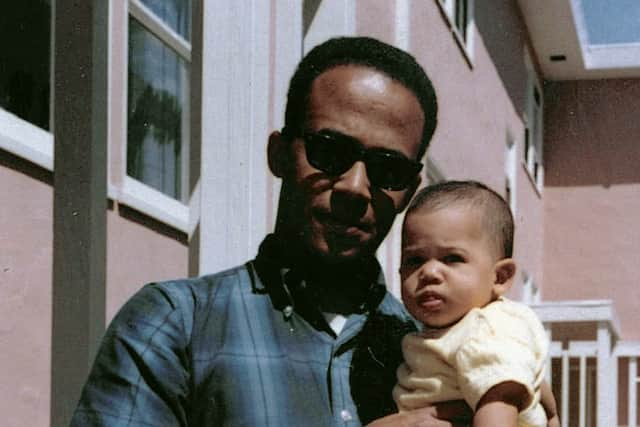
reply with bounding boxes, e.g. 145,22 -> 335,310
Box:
425,157 -> 445,184
523,47 -> 544,193
629,356 -> 638,427
435,0 -> 475,66
119,176 -> 189,233
197,0 -> 275,274
129,0 -> 191,61
343,0 -> 356,36
530,299 -> 621,339
395,0 -> 411,51
597,321 -> 617,426
614,341 -> 640,357
505,135 -> 517,215
0,108 -> 54,171
188,178 -> 200,238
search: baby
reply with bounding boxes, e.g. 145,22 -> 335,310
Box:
392,181 -> 558,426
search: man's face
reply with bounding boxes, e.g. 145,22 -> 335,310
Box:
278,65 -> 425,263
399,205 -> 500,328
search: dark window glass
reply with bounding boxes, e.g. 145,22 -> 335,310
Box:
524,127 -> 530,163
455,0 -> 468,41
0,1 -> 51,130
127,18 -> 189,201
139,0 -> 191,41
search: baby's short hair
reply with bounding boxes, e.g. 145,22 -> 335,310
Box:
405,180 -> 514,259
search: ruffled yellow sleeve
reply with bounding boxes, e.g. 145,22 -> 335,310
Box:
455,300 -> 548,425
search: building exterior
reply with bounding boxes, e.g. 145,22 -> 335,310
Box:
0,1 -> 638,426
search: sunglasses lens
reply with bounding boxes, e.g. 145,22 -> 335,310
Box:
304,132 -> 421,190
366,151 -> 420,190
304,133 -> 356,175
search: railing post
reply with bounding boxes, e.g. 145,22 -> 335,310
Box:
597,322 -> 616,427
630,356 -> 637,427
561,350 -> 569,427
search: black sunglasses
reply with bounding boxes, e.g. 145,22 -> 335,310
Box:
301,130 -> 423,191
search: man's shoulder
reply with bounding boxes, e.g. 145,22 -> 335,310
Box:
144,262 -> 255,305
115,263 -> 253,317
377,291 -> 416,323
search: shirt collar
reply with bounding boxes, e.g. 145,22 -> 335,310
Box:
251,234 -> 388,323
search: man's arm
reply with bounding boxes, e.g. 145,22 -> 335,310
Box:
70,284 -> 192,426
366,401 -> 472,427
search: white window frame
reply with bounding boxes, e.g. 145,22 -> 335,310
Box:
0,109 -> 53,171
0,2 -> 54,171
436,0 -> 475,65
523,48 -> 544,194
521,271 -> 540,304
115,0 -> 192,234
505,135 -> 517,215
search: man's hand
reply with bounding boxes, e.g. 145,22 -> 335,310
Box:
365,401 -> 472,427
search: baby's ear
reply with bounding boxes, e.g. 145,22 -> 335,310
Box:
492,258 -> 516,298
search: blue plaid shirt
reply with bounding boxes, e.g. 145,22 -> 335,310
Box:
71,237 -> 417,426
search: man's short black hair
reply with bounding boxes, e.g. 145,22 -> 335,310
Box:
405,180 -> 515,259
283,36 -> 438,160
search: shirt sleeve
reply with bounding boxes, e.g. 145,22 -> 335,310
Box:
454,310 -> 544,412
70,283 -> 193,427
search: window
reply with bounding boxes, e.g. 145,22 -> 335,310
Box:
0,1 -> 51,130
524,49 -> 544,192
437,0 -> 474,61
505,137 -> 517,214
521,272 -> 540,304
127,0 -> 191,203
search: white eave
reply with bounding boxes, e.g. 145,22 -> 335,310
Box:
517,0 -> 640,80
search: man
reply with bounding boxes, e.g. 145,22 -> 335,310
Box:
71,37 -> 475,426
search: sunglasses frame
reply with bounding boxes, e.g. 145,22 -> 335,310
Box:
301,130 -> 423,191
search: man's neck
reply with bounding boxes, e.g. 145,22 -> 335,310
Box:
272,233 -> 379,314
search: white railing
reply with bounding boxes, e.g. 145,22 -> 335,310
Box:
532,300 -> 640,427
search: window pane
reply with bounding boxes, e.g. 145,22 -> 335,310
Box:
139,0 -> 191,41
127,18 -> 190,202
455,0 -> 468,41
0,1 -> 51,130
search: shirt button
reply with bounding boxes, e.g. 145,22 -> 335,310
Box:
340,409 -> 353,421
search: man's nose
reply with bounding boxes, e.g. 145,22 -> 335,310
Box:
332,161 -> 372,202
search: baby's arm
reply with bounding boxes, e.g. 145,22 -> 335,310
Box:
473,381 -> 529,427
540,380 -> 560,427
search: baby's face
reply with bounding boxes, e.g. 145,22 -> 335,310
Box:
400,205 -> 499,329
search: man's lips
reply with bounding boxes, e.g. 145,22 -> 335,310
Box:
315,211 -> 373,235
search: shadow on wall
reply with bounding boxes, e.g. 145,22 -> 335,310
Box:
473,0 -> 528,117
544,79 -> 640,187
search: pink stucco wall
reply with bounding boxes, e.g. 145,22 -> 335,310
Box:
0,161 -> 52,427
544,79 -> 640,340
356,0 -> 397,45
358,2 -> 545,298
106,207 -> 189,321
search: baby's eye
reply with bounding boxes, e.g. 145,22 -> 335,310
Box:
442,254 -> 464,264
401,256 -> 423,268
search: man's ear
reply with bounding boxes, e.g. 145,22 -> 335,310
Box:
267,130 -> 291,178
397,174 -> 422,213
492,258 -> 516,298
